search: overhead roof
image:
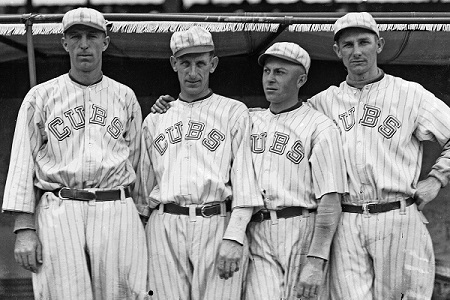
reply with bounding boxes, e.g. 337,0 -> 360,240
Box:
1,12 -> 450,66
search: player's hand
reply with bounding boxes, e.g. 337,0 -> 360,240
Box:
415,176 -> 441,210
14,229 -> 42,273
216,239 -> 243,280
150,95 -> 175,114
296,257 -> 325,298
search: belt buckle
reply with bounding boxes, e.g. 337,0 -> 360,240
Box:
58,187 -> 71,200
200,205 -> 214,218
362,202 -> 376,216
253,211 -> 265,222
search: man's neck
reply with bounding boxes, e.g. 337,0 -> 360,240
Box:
69,69 -> 103,86
269,97 -> 300,114
179,89 -> 212,103
346,68 -> 383,89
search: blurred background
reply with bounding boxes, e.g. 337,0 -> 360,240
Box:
1,0 -> 450,299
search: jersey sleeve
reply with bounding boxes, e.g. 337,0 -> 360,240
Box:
309,117 -> 348,198
2,91 -> 43,214
133,118 -> 159,217
415,89 -> 450,187
124,90 -> 143,173
229,105 -> 263,209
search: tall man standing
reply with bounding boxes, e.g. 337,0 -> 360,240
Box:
308,12 -> 450,300
2,7 -> 148,299
135,26 -> 262,300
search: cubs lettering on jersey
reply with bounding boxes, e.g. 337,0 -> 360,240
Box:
308,73 -> 450,299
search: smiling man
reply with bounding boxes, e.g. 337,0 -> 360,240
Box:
2,7 -> 148,299
308,12 -> 450,299
135,26 -> 262,300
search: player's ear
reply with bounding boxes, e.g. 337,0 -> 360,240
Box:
170,56 -> 177,72
376,37 -> 385,54
209,56 -> 219,73
297,73 -> 307,88
333,43 -> 342,59
61,37 -> 69,52
102,35 -> 110,52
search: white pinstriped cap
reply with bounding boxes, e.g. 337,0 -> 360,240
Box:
170,26 -> 215,58
258,42 -> 311,73
334,12 -> 379,41
62,7 -> 107,33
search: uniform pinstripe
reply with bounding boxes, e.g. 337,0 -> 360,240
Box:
136,93 -> 261,300
245,105 -> 347,300
308,73 -> 450,299
2,73 -> 148,299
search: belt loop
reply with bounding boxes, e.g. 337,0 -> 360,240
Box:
41,193 -> 50,209
189,205 -> 197,222
399,199 -> 406,215
158,203 -> 164,215
270,210 -> 278,225
220,202 -> 227,217
88,199 -> 96,206
119,186 -> 126,204
302,208 -> 310,218
363,203 -> 371,218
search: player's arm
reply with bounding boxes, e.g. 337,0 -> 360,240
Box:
414,91 -> 450,209
125,92 -> 143,172
150,95 -> 175,114
3,96 -> 45,272
297,192 -> 342,298
217,206 -> 253,280
13,213 -> 42,273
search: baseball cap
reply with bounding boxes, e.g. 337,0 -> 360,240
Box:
62,7 -> 107,33
258,42 -> 311,74
170,26 -> 215,58
334,12 -> 379,41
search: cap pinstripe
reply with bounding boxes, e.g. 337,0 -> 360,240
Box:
258,42 -> 311,73
334,12 -> 379,41
170,26 -> 215,58
62,7 -> 107,33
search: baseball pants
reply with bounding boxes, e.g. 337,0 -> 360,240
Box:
33,191 -> 148,300
146,210 -> 249,300
330,204 -> 434,300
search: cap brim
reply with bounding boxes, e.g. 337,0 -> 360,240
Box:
173,45 -> 215,58
64,22 -> 106,33
334,26 -> 379,41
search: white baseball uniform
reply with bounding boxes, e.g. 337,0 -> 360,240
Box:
135,92 -> 262,300
2,73 -> 148,300
245,103 -> 348,300
308,71 -> 450,300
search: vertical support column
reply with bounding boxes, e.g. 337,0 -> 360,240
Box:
25,15 -> 37,88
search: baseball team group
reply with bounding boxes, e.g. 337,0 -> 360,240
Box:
3,6 -> 450,300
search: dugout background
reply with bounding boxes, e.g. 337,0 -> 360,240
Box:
1,49 -> 450,297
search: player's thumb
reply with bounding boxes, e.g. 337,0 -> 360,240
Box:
36,241 -> 43,264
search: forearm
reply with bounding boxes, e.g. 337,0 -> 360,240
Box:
222,206 -> 253,245
428,140 -> 450,187
308,193 -> 342,260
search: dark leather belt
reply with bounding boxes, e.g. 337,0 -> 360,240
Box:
341,198 -> 415,214
250,206 -> 317,223
52,187 -> 131,202
157,201 -> 232,218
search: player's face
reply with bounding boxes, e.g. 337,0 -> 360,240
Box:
62,25 -> 109,74
334,28 -> 384,81
262,57 -> 306,111
170,52 -> 218,101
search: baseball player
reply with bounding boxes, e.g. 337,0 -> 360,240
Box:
150,42 -> 348,300
307,12 -> 450,300
134,26 -> 263,300
2,8 -> 148,300
245,42 -> 347,300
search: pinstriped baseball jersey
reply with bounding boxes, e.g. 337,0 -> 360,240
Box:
2,73 -> 148,299
2,73 -> 142,213
308,73 -> 450,204
308,72 -> 450,299
249,104 -> 347,210
245,104 -> 347,300
136,93 -> 261,211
